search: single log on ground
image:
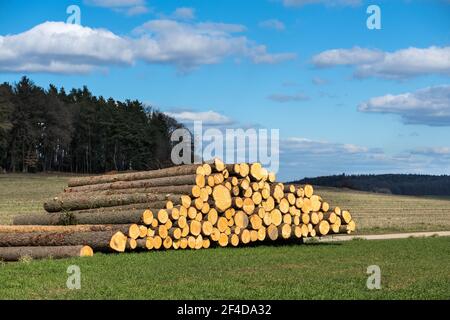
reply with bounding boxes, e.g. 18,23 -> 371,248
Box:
44,193 -> 177,212
0,231 -> 127,252
0,245 -> 93,261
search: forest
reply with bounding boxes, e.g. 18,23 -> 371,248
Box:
0,76 -> 187,173
292,174 -> 450,196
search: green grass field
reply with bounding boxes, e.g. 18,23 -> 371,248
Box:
2,174 -> 450,234
0,174 -> 449,299
0,237 -> 449,299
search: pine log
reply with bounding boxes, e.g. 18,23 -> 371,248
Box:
65,174 -> 204,193
0,245 -> 93,261
0,224 -> 135,234
44,193 -> 177,212
0,231 -> 127,252
67,164 -> 202,187
13,210 -> 147,226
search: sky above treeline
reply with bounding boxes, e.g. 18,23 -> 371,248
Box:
0,0 -> 449,180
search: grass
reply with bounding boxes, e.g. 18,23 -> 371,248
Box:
1,174 -> 450,234
315,186 -> 450,234
0,174 -> 68,225
0,237 -> 449,299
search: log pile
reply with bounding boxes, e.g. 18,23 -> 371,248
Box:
0,159 -> 356,261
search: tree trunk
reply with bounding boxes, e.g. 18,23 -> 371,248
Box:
44,193 -> 179,212
0,230 -> 125,252
13,210 -> 147,226
67,164 -> 203,187
0,224 -> 133,233
0,245 -> 93,261
65,174 -> 204,193
63,185 -> 196,196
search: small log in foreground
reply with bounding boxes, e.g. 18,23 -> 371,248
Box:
0,246 -> 93,261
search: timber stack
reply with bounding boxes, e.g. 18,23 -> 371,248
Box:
0,159 -> 356,261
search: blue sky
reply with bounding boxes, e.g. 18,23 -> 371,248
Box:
0,0 -> 449,180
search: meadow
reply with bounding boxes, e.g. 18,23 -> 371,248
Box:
0,174 -> 449,300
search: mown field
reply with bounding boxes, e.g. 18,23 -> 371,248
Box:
1,174 -> 450,234
0,237 -> 448,299
0,174 -> 449,300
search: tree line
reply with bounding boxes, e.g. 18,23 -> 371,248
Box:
0,76 -> 188,174
291,174 -> 450,196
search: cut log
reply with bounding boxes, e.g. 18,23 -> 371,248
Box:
229,234 -> 239,247
44,193 -> 178,212
257,227 -> 266,241
0,230 -> 127,253
0,224 -> 133,233
304,184 -> 314,198
66,174 -> 205,193
278,224 -> 292,239
270,209 -> 282,227
314,220 -> 330,236
218,233 -> 228,247
342,210 -> 352,224
0,245 -> 93,261
250,163 -> 264,181
242,198 -> 255,214
67,164 -> 203,187
212,185 -> 232,212
267,224 -> 278,241
234,211 -> 249,229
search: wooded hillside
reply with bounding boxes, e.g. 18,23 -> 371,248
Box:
292,174 -> 450,196
0,77 -> 187,173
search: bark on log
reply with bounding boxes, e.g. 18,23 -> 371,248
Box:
0,224 -> 135,234
64,185 -> 197,196
65,174 -> 204,193
13,210 -> 147,226
67,164 -> 202,187
0,231 -> 125,252
44,193 -> 178,212
0,245 -> 93,261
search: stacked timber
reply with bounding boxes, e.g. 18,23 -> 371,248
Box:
0,159 -> 356,261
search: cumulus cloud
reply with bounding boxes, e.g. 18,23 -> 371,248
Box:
312,46 -> 450,79
282,0 -> 361,7
358,85 -> 450,126
0,22 -> 134,73
84,0 -> 150,15
267,93 -> 309,102
164,110 -> 234,126
0,21 -> 296,73
259,19 -> 285,31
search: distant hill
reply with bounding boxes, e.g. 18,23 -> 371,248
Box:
289,174 -> 450,196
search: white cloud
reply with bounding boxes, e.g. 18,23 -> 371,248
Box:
282,0 -> 361,7
0,21 -> 295,74
267,93 -> 309,102
164,110 -> 234,125
358,85 -> 450,126
259,19 -> 285,31
84,0 -> 149,15
172,7 -> 195,20
312,46 -> 450,79
0,22 -> 134,73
